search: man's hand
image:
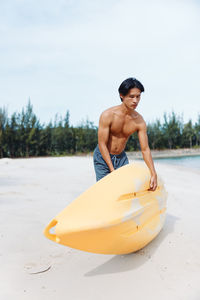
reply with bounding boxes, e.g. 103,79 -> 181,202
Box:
148,173 -> 157,191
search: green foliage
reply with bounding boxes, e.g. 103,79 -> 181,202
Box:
0,107 -> 8,157
162,111 -> 183,149
182,120 -> 194,148
147,119 -> 164,150
75,119 -> 98,153
194,114 -> 200,146
0,101 -> 199,158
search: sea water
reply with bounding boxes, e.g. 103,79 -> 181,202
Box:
154,155 -> 200,170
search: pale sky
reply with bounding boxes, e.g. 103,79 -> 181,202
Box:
0,0 -> 200,126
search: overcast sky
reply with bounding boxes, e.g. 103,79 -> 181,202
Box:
0,0 -> 200,126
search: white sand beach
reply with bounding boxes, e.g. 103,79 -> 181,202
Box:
0,156 -> 200,300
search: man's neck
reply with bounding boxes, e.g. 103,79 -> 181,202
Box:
120,103 -> 135,116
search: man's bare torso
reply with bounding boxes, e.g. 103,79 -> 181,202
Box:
102,105 -> 144,155
95,80 -> 157,190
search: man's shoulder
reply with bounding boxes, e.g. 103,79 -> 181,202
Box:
132,112 -> 146,131
132,111 -> 144,122
100,105 -> 120,118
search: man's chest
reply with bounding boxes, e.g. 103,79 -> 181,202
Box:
110,117 -> 137,137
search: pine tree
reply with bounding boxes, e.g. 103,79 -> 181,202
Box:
0,107 -> 8,158
182,120 -> 195,148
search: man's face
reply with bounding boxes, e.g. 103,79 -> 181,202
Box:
120,88 -> 141,110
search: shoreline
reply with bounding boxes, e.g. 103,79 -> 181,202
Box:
128,147 -> 200,159
0,147 -> 200,161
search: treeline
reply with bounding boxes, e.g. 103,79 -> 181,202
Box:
127,111 -> 200,151
0,101 -> 200,158
0,101 -> 97,158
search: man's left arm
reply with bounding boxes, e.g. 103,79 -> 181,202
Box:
137,121 -> 157,191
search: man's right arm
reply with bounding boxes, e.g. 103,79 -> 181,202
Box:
98,111 -> 114,172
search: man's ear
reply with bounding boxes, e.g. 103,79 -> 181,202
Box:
120,94 -> 123,101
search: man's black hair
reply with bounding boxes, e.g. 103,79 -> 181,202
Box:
118,77 -> 145,101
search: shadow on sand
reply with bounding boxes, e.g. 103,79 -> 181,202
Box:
84,213 -> 179,277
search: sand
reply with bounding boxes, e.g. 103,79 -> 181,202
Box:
0,156 -> 200,300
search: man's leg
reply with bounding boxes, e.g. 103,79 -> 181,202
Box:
93,145 -> 110,181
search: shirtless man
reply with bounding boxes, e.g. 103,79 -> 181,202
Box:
93,77 -> 157,191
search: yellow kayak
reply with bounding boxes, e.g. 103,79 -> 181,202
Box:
44,162 -> 167,254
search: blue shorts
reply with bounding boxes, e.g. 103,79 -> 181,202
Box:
93,144 -> 129,181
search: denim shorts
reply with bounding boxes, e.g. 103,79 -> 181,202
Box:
93,144 -> 129,181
